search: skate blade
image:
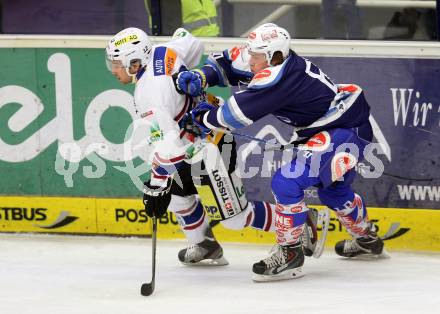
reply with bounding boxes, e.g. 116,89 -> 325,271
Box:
181,256 -> 229,266
313,208 -> 330,259
252,267 -> 305,282
345,248 -> 391,260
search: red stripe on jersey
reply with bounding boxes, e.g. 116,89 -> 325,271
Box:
152,172 -> 168,180
174,95 -> 191,123
154,152 -> 185,164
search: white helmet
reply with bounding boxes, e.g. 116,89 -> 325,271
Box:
246,23 -> 291,63
105,27 -> 152,72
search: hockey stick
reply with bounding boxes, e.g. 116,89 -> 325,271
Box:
140,215 -> 157,296
228,130 -> 299,151
196,91 -> 299,152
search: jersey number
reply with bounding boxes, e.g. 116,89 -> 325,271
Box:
304,60 -> 337,92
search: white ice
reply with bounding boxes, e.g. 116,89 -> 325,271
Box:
1,233 -> 439,314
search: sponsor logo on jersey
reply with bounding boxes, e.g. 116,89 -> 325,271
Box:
301,131 -> 331,152
152,47 -> 176,76
164,49 -> 176,76
148,123 -> 164,144
253,69 -> 272,81
248,32 -> 256,39
331,152 -> 357,181
140,110 -> 153,118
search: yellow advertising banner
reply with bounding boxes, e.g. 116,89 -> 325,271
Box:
96,198 -> 151,235
0,196 -> 97,233
1,196 -> 439,252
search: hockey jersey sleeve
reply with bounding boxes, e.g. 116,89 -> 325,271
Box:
165,29 -> 204,70
202,64 -> 288,130
201,45 -> 254,88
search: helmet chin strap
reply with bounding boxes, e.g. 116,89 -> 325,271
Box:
124,68 -> 137,84
130,65 -> 147,84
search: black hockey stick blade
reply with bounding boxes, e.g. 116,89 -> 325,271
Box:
141,215 -> 157,296
140,282 -> 154,296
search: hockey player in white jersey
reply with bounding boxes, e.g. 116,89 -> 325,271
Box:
105,27 -> 287,267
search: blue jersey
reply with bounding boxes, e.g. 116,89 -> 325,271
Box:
203,51 -> 371,140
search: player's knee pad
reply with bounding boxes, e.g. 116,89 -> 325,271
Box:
274,201 -> 309,245
271,161 -> 320,204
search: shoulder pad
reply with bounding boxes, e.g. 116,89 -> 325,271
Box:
248,62 -> 286,89
152,46 -> 177,76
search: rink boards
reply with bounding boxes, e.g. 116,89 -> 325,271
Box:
0,195 -> 439,252
0,37 -> 439,253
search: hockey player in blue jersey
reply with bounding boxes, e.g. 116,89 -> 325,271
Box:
176,23 -> 385,281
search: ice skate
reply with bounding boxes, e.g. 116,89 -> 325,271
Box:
252,243 -> 305,282
335,224 -> 386,258
302,208 -> 330,258
178,227 -> 228,266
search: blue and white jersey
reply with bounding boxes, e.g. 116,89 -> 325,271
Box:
203,52 -> 371,140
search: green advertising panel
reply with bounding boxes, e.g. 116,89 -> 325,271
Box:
0,48 -> 229,197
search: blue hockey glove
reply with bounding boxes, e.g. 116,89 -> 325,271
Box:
176,69 -> 207,96
190,101 -> 216,137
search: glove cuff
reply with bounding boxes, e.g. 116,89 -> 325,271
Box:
144,178 -> 172,197
150,176 -> 170,188
193,69 -> 207,89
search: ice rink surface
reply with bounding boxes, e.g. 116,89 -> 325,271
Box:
1,234 -> 439,314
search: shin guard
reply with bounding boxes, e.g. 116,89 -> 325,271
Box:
274,201 -> 309,245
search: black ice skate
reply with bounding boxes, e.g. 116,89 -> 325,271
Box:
178,227 -> 228,266
252,243 -> 305,282
335,225 -> 385,258
302,208 -> 330,258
